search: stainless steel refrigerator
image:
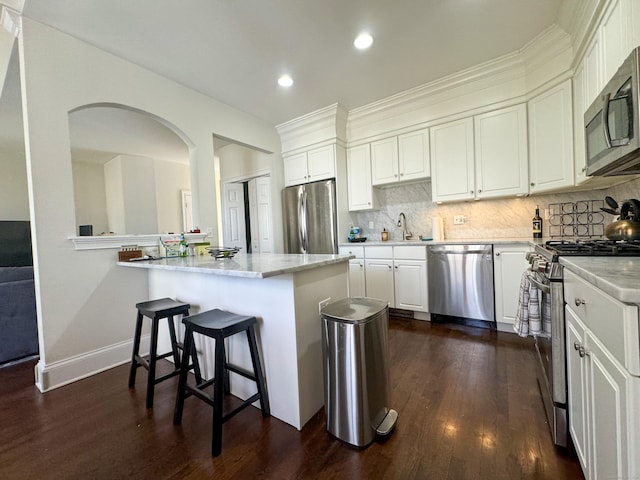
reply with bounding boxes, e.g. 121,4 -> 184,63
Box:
282,179 -> 338,254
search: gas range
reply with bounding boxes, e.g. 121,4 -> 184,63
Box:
529,239 -> 640,281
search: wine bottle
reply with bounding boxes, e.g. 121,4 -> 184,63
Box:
532,206 -> 543,239
179,233 -> 189,256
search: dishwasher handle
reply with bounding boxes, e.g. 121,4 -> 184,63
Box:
429,249 -> 491,255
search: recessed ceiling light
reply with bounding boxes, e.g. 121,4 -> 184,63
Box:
278,74 -> 293,87
354,33 -> 374,50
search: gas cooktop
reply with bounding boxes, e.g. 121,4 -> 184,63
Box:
543,239 -> 640,256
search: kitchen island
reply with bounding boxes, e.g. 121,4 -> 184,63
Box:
118,253 -> 351,430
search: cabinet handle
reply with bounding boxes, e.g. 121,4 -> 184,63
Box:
574,298 -> 586,307
368,202 -> 371,205
478,189 -> 482,193
578,346 -> 588,358
394,265 -> 398,269
574,341 -> 581,351
388,265 -> 392,270
394,174 -> 398,177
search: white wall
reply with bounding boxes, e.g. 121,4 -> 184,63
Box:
103,156 -> 125,235
72,160 -> 108,235
154,158 -> 190,234
0,146 -> 29,220
118,155 -> 158,234
17,18 -> 281,390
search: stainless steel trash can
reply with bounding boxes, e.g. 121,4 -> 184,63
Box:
321,297 -> 398,447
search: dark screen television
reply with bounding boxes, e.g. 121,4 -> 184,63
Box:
0,221 -> 33,266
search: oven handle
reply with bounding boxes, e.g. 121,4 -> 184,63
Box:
528,273 -> 551,294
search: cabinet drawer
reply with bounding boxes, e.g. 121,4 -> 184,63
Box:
339,245 -> 364,258
365,246 -> 393,259
564,270 -> 640,375
393,245 -> 427,260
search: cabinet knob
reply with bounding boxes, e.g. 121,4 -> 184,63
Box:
495,252 -> 500,256
400,173 -> 404,176
394,265 -> 398,269
478,189 -> 482,193
581,167 -> 586,173
574,298 -> 585,307
530,182 -> 535,187
388,265 -> 392,270
578,346 -> 588,358
470,190 -> 474,194
368,202 -> 372,205
574,341 -> 581,351
394,174 -> 398,177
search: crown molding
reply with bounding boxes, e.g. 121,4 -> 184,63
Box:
276,103 -> 347,154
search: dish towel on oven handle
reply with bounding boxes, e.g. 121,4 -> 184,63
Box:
514,270 -> 548,337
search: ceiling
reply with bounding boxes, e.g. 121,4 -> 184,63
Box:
3,0 -> 575,164
21,0 -> 573,127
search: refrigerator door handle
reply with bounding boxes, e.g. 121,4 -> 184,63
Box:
299,188 -> 307,253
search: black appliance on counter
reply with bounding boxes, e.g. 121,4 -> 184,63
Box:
526,238 -> 640,448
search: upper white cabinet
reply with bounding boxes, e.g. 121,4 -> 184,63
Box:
283,144 -> 335,187
371,129 -> 430,186
474,104 -> 529,199
431,106 -> 528,203
347,144 -> 378,211
600,0 -> 631,84
430,117 -> 475,202
528,79 -> 574,193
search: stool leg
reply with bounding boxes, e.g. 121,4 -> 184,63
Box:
173,327 -> 193,425
247,326 -> 270,416
167,315 -> 181,370
146,317 -> 160,409
128,311 -> 144,388
212,336 -> 225,456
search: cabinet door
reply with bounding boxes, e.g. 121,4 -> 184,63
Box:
348,259 -> 366,297
398,129 -> 430,181
528,79 -> 574,193
574,60 -> 589,185
371,137 -> 399,186
347,144 -> 376,211
393,260 -> 427,312
493,244 -> 530,326
584,34 -> 603,109
430,118 -> 475,202
600,0 -> 630,84
364,259 -> 394,306
306,145 -> 335,183
566,308 -> 590,476
475,105 -> 528,199
284,152 -> 309,187
587,330 -> 632,480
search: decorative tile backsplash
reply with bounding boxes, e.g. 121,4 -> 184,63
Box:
350,177 -> 640,241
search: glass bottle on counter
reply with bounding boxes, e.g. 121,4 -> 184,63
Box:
179,233 -> 189,256
532,206 -> 543,239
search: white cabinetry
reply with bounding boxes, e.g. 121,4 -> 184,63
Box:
393,246 -> 428,312
338,245 -> 365,297
431,117 -> 475,202
474,105 -> 528,199
528,79 -> 574,193
371,129 -> 430,186
283,144 -> 335,187
600,0 -> 631,84
493,243 -> 531,329
431,105 -> 528,203
346,144 -> 378,211
364,246 -> 395,307
564,269 -> 640,480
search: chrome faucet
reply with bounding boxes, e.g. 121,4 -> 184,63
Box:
397,212 -> 413,240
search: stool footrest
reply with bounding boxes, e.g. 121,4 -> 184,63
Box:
222,393 -> 261,423
133,354 -> 150,370
154,369 -> 180,384
226,363 -> 257,382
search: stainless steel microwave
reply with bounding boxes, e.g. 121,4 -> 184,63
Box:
585,47 -> 640,176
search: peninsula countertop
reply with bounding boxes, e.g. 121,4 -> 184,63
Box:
560,256 -> 640,304
117,253 -> 353,279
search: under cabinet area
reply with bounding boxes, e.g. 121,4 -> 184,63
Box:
564,269 -> 640,480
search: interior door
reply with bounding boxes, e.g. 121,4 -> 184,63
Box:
255,176 -> 273,253
222,182 -> 246,249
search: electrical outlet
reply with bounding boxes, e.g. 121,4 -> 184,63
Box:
368,221 -> 374,229
453,215 -> 466,225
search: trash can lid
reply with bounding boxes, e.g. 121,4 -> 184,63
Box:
320,297 -> 388,323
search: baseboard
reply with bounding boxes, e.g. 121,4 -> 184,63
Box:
35,334 -> 150,392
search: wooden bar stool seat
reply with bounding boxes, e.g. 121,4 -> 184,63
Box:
173,308 -> 270,456
128,297 -> 201,408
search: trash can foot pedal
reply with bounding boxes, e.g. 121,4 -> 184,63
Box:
376,409 -> 398,436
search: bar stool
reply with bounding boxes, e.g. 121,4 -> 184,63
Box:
128,297 -> 201,408
173,309 -> 270,456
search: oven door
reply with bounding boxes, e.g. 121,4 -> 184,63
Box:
528,269 -> 568,447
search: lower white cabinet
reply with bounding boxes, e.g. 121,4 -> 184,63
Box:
340,245 -> 427,312
564,269 -> 640,480
493,243 -> 531,328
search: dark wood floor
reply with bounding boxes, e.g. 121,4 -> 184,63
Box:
0,318 -> 583,479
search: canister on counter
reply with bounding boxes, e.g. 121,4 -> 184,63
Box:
381,228 -> 389,241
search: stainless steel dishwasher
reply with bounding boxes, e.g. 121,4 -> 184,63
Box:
427,244 -> 495,327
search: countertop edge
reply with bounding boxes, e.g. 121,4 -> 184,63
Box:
560,257 -> 640,304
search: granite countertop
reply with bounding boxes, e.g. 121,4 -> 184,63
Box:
117,253 -> 352,279
339,237 -> 540,247
560,256 -> 640,304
